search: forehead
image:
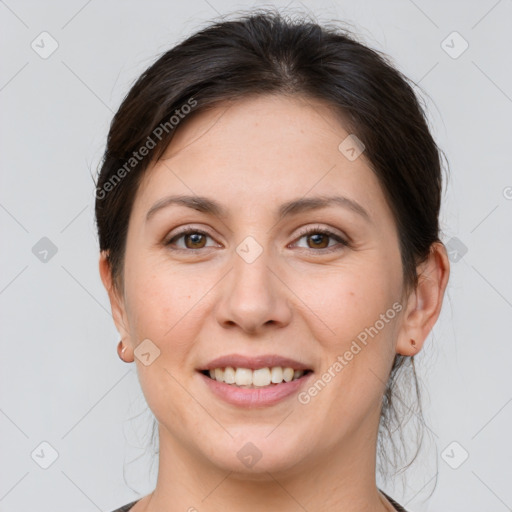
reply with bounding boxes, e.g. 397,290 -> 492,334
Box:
133,94 -> 388,224
163,94 -> 349,160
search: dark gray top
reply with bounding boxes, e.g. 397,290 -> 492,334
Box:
111,499 -> 139,512
110,490 -> 407,511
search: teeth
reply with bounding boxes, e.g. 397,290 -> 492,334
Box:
283,367 -> 294,382
235,368 -> 252,386
270,366 -> 283,383
204,366 -> 307,387
223,366 -> 236,384
252,368 -> 271,387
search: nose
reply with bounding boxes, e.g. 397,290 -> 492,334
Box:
215,247 -> 292,335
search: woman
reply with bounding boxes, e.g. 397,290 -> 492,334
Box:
97,10 -> 450,512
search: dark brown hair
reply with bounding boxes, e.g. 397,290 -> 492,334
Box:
95,9 -> 447,482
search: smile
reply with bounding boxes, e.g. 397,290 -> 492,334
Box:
201,366 -> 312,388
197,353 -> 314,407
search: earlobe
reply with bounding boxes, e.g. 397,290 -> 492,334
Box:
117,339 -> 134,363
395,242 -> 450,356
396,337 -> 419,357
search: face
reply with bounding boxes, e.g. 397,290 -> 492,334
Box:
109,94 -> 411,476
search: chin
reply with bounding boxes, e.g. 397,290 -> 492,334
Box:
202,430 -> 310,477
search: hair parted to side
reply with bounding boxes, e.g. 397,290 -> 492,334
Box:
95,8 -> 447,486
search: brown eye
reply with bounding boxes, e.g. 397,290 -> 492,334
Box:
306,232 -> 330,249
292,226 -> 349,253
166,229 -> 216,251
183,232 -> 207,249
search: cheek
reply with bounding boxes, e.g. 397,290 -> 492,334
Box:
300,258 -> 401,405
123,259 -> 207,422
123,254 -> 203,353
303,261 -> 401,343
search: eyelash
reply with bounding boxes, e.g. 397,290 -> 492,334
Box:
165,225 -> 349,254
294,226 -> 349,253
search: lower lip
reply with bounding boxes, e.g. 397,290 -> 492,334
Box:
198,371 -> 313,407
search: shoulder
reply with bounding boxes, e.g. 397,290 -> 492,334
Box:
380,490 -> 408,512
109,499 -> 141,512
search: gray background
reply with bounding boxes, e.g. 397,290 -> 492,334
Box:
1,0 -> 511,511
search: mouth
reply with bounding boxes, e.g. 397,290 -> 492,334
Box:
199,367 -> 313,388
196,354 -> 314,407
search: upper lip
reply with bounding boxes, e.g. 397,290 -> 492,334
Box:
198,354 -> 312,371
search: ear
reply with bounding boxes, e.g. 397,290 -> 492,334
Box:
99,251 -> 131,344
395,241 -> 450,356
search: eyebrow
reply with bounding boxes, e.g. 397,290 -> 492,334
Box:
146,194 -> 372,223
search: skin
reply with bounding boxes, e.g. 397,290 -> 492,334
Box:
100,94 -> 450,512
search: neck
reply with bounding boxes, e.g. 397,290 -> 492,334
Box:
143,407 -> 390,512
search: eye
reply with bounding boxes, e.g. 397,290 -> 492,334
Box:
165,228 -> 220,251
291,225 -> 349,253
164,225 -> 349,253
